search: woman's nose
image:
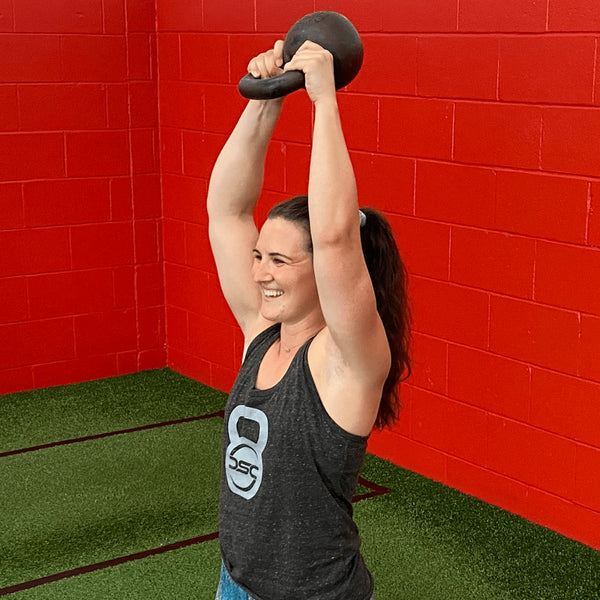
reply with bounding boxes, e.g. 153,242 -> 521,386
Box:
252,260 -> 273,282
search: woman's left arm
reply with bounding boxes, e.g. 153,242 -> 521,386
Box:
286,42 -> 390,382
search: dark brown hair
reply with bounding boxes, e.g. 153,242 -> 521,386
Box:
268,196 -> 411,429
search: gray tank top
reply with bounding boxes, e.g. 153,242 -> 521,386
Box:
219,324 -> 373,600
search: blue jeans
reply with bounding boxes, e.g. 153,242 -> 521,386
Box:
215,562 -> 375,600
215,562 -> 255,599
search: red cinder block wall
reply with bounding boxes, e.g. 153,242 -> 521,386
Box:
157,0 -> 600,550
0,0 -> 164,393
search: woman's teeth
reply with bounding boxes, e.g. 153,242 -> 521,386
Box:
264,289 -> 283,297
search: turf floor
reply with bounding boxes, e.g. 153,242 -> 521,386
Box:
1,368 -> 599,599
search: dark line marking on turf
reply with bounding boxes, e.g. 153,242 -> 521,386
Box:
352,476 -> 391,502
0,410 -> 225,459
1,478 -> 388,596
0,532 -> 220,597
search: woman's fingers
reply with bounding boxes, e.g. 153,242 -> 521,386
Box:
273,40 -> 284,68
283,41 -> 334,76
283,41 -> 335,102
248,40 -> 285,79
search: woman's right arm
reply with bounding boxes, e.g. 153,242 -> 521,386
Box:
207,47 -> 283,336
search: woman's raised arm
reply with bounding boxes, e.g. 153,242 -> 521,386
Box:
207,44 -> 284,336
285,42 -> 391,384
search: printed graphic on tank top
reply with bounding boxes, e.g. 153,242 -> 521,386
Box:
225,405 -> 268,500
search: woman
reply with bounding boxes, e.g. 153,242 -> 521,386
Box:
208,40 -> 410,600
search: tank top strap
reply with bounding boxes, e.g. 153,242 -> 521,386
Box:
243,323 -> 281,367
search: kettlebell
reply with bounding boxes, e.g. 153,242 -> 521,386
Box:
238,11 -> 363,100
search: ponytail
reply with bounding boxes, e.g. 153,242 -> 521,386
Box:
360,208 -> 411,429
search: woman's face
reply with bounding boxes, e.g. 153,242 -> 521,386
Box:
252,218 -> 320,325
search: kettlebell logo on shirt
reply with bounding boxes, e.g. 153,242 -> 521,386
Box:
226,406 -> 268,500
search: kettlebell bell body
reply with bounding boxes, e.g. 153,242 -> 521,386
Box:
238,11 -> 363,100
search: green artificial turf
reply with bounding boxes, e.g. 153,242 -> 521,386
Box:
1,418 -> 222,589
357,455 -> 600,600
0,368 -> 226,454
4,541 -> 222,600
1,368 -> 599,599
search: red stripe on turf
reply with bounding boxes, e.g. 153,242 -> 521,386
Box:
0,532 -> 219,597
352,476 -> 391,502
0,410 -> 225,459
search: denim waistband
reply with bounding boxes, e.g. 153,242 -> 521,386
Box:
215,561 -> 375,600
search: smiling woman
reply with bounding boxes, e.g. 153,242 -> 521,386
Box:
206,39 -> 409,600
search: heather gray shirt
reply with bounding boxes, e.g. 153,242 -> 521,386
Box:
219,324 -> 374,600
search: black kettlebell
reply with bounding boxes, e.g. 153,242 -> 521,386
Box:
238,11 -> 363,100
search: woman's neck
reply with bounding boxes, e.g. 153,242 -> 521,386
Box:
278,317 -> 325,355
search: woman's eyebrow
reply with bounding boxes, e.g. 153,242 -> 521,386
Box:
269,251 -> 293,260
253,248 -> 293,261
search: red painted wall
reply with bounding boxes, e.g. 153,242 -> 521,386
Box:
0,0 -> 164,392
0,0 -> 598,552
156,0 -> 600,550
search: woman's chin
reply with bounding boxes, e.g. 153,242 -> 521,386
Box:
260,307 -> 281,323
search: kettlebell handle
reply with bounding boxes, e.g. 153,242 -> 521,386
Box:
238,70 -> 306,100
238,11 -> 363,101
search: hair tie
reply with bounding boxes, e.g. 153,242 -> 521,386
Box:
359,210 -> 367,228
